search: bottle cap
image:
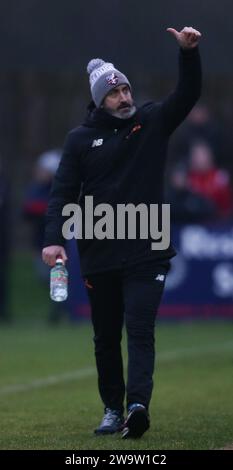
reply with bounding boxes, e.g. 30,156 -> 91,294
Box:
56,257 -> 64,264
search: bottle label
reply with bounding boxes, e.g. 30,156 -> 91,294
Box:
51,272 -> 68,284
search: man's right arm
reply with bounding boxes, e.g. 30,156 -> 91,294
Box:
42,131 -> 82,266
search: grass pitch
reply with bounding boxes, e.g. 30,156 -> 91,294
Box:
0,321 -> 232,450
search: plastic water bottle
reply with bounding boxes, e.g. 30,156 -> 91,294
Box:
50,257 -> 68,302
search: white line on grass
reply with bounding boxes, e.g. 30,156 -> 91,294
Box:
0,367 -> 95,396
0,341 -> 232,396
157,340 -> 233,361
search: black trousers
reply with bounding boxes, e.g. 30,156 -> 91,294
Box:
84,259 -> 170,414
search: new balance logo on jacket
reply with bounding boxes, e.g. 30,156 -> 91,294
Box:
155,274 -> 165,282
92,138 -> 103,147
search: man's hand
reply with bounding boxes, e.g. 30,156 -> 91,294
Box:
42,245 -> 68,267
167,26 -> 202,49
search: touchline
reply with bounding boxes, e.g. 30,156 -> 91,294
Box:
62,196 -> 170,250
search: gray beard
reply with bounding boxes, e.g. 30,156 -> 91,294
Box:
107,105 -> 137,120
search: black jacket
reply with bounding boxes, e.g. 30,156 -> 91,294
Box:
43,47 -> 202,275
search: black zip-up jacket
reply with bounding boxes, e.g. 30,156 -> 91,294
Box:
43,47 -> 202,275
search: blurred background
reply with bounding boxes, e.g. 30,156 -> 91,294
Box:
1,0 -> 233,324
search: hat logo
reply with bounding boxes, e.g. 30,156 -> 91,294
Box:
106,73 -> 119,85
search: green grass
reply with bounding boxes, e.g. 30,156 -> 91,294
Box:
2,251 -> 233,449
0,322 -> 232,450
9,250 -> 50,322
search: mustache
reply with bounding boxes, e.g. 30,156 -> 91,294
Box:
118,102 -> 131,110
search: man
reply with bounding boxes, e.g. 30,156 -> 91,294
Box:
42,26 -> 202,438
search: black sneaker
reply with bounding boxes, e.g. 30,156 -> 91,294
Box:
122,403 -> 150,439
94,408 -> 124,435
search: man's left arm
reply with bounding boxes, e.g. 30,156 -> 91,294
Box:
161,26 -> 202,135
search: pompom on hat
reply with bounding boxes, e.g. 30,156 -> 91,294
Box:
87,58 -> 131,107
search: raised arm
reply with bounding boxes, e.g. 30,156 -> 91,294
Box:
161,26 -> 202,135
